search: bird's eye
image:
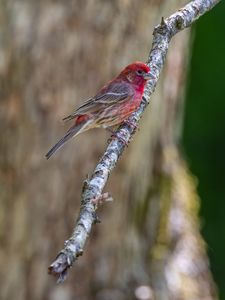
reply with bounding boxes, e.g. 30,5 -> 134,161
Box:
136,70 -> 143,75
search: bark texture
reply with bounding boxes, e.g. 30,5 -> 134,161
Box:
0,0 -> 219,299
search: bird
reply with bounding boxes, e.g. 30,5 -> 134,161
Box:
45,61 -> 154,159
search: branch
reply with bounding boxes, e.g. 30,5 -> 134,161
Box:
48,0 -> 221,282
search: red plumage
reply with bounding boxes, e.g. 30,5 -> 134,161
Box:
46,62 -> 153,159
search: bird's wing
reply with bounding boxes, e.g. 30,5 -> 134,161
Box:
63,81 -> 134,121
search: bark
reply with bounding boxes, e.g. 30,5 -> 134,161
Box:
0,0 -> 219,299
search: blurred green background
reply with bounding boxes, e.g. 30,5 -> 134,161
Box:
183,1 -> 225,298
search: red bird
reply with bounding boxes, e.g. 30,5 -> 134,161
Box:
46,62 -> 153,159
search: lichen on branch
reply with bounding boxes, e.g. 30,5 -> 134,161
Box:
48,0 -> 221,282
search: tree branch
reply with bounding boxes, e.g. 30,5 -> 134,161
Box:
48,0 -> 221,283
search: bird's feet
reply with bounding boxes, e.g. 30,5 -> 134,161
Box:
110,133 -> 129,146
107,128 -> 129,146
123,119 -> 137,130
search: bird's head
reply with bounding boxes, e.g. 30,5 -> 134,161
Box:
118,62 -> 154,86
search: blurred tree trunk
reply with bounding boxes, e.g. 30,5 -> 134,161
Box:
0,1 -> 217,300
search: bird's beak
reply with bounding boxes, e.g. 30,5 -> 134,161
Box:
143,72 -> 156,80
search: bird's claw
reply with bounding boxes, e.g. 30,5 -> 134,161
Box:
124,119 -> 137,130
109,132 -> 129,146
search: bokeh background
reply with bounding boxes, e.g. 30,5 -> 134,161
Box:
183,2 -> 225,299
0,0 -> 224,300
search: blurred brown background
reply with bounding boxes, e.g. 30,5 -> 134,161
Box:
0,0 -> 223,300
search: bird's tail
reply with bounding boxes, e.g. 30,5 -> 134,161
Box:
45,121 -> 88,159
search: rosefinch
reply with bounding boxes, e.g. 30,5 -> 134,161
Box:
46,61 -> 153,159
